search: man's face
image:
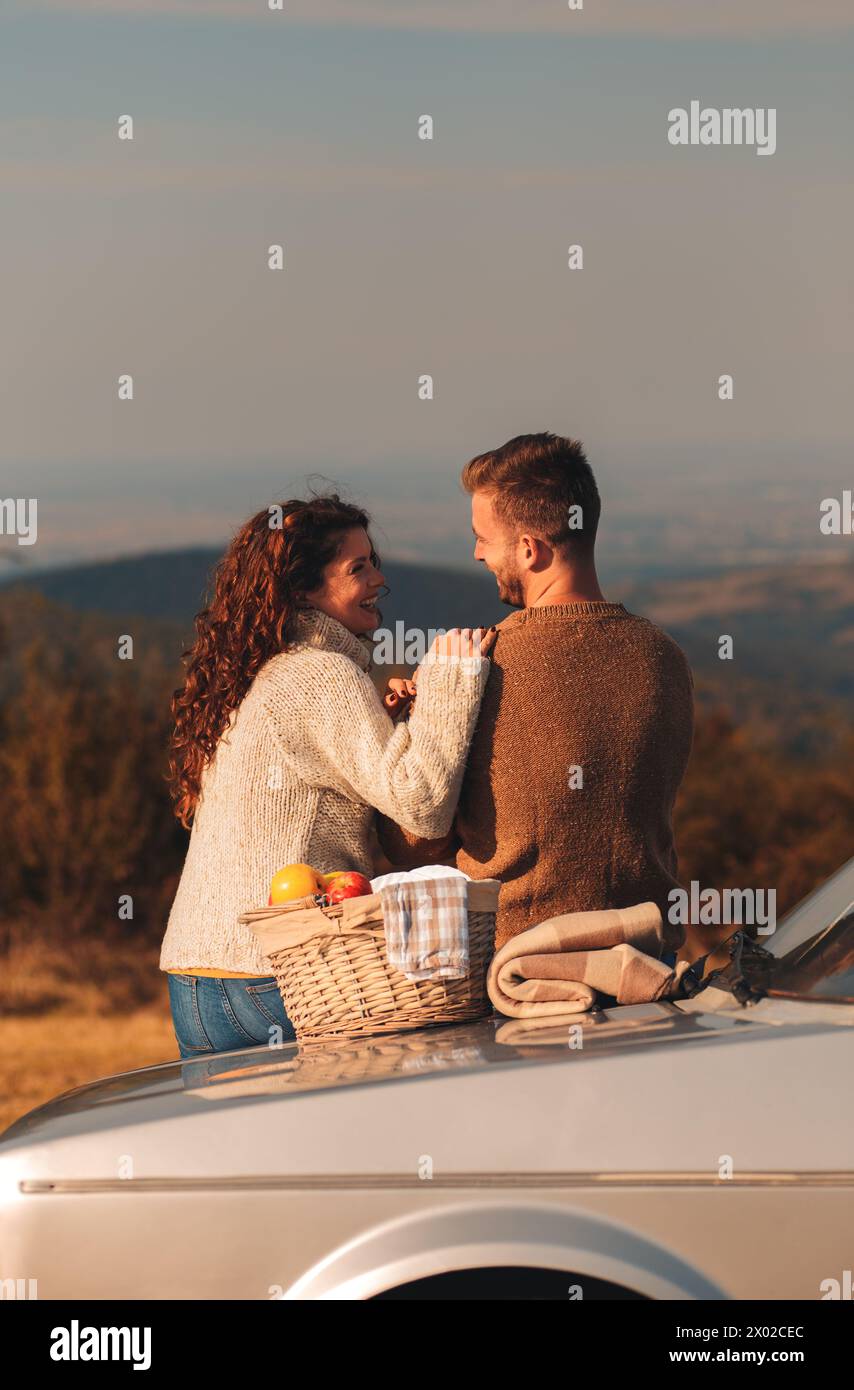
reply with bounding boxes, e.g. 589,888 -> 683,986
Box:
471,491 -> 525,607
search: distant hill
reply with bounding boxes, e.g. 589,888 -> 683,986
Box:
2,548 -> 852,754
621,559 -> 854,692
0,548 -> 505,635
616,559 -> 854,755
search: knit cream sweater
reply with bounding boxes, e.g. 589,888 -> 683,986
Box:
159,607 -> 489,974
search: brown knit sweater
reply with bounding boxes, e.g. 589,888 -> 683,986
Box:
378,601 -> 694,952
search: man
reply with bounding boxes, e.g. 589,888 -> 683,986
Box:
378,432 -> 694,955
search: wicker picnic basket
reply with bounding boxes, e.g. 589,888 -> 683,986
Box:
239,878 -> 501,1046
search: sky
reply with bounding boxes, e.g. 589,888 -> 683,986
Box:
1,0 -> 852,576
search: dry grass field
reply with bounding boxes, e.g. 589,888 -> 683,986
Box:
0,938 -> 178,1134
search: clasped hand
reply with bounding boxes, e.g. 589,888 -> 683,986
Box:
383,626 -> 497,718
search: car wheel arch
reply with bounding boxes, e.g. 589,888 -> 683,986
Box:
281,1200 -> 728,1301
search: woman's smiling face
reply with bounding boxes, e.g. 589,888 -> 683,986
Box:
303,527 -> 386,635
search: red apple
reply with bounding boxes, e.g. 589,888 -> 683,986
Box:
326,872 -> 372,903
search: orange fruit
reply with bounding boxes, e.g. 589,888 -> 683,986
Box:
269,863 -> 322,904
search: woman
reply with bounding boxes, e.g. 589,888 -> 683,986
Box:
161,494 -> 494,1058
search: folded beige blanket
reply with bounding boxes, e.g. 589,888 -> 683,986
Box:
486,901 -> 693,1018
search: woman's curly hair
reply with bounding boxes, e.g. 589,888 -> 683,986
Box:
168,493 -> 376,828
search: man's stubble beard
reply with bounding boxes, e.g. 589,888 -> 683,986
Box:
493,557 -> 525,608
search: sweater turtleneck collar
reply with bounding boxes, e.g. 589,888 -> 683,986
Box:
293,606 -> 374,672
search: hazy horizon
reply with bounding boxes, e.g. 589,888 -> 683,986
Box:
2,439 -> 851,579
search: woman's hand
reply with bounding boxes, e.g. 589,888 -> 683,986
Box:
424,626 -> 497,664
384,627 -> 497,718
383,677 -> 417,719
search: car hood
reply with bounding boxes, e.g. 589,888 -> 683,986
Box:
6,993 -> 852,1150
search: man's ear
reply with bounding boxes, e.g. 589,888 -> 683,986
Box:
517,532 -> 536,564
519,532 -> 548,570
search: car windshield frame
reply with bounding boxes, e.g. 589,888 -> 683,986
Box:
765,856 -> 854,959
701,858 -> 854,1005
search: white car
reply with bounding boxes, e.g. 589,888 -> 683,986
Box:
2,859 -> 853,1301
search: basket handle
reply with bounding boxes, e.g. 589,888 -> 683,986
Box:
239,893 -> 346,925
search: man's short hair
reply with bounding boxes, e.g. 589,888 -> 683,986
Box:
461,432 -> 600,552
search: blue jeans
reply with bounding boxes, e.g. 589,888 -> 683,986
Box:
167,973 -> 297,1059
